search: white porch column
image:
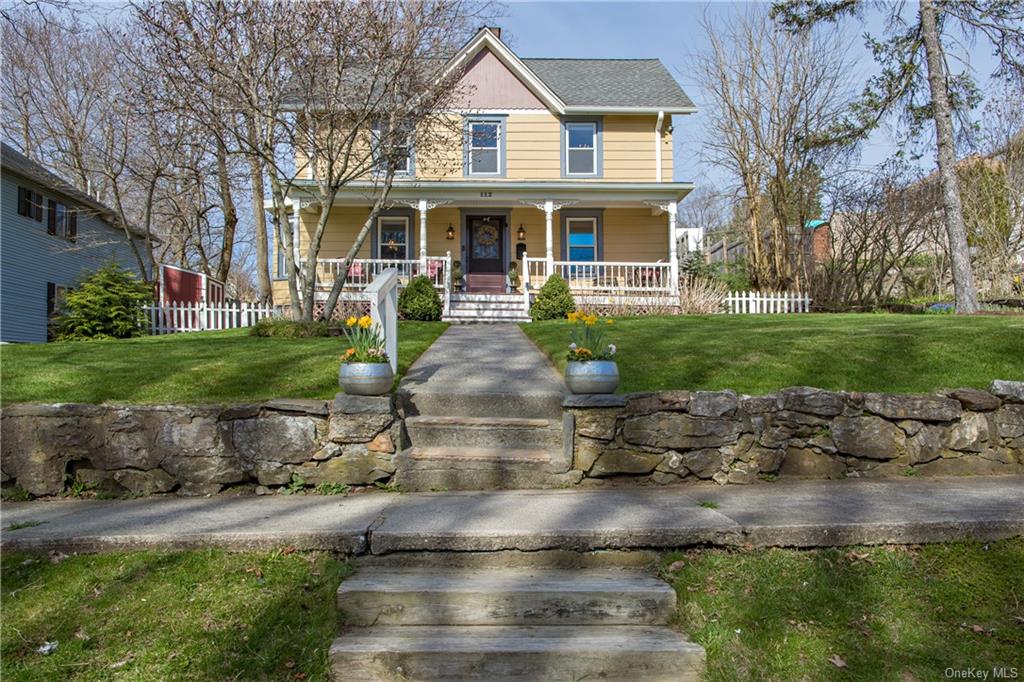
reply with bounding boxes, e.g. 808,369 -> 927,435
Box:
417,198 -> 428,269
291,203 -> 301,272
544,199 -> 554,275
668,201 -> 679,292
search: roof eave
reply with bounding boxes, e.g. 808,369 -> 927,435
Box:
563,105 -> 697,115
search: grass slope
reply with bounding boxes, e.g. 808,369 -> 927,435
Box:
667,541 -> 1024,681
1,549 -> 351,681
0,322 -> 448,404
523,314 -> 1024,394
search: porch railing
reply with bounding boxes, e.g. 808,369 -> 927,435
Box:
308,256 -> 450,291
523,258 -> 675,294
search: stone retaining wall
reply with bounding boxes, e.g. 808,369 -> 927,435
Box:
0,395 -> 400,497
566,380 -> 1024,484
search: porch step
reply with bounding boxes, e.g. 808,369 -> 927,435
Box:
398,389 -> 564,420
443,310 -> 531,324
328,625 -> 705,681
337,568 -> 677,626
451,293 -> 523,303
395,446 -> 576,491
405,416 -> 562,451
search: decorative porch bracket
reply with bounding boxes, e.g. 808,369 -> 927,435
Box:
519,199 -> 579,275
391,199 -> 453,269
643,200 -> 680,293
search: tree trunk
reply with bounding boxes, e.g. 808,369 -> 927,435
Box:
248,156 -> 272,305
215,140 -> 238,284
919,0 -> 980,314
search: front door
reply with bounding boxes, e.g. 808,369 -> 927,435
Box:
467,215 -> 505,274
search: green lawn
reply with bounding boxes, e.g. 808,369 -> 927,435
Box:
0,322 -> 448,405
667,540 -> 1024,681
523,313 -> 1024,394
2,542 -> 1020,680
1,549 -> 350,681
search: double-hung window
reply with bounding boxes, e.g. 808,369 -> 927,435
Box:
468,120 -> 501,175
377,216 -> 409,260
567,217 -> 598,262
17,186 -> 44,221
46,199 -> 77,242
566,122 -> 597,175
371,121 -> 413,175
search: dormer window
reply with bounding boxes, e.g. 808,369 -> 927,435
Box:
464,116 -> 506,177
562,118 -> 602,178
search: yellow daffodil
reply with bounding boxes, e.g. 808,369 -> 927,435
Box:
605,319 -> 614,325
567,311 -> 579,323
358,315 -> 373,329
345,316 -> 358,327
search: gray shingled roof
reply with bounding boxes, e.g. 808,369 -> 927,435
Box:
1,142 -> 152,240
522,58 -> 694,110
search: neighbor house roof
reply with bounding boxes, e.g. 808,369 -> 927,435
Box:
1,142 -> 153,241
522,58 -> 695,111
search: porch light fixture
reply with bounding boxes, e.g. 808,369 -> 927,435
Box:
516,224 -> 526,242
446,223 -> 455,240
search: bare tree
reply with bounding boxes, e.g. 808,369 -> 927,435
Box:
694,7 -> 857,290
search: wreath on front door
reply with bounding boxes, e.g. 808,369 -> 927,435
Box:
476,224 -> 499,246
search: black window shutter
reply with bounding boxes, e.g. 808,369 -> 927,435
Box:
46,282 -> 56,316
32,192 -> 43,221
68,211 -> 78,241
17,187 -> 29,216
47,199 -> 56,235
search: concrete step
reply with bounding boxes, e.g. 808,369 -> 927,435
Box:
452,293 -> 524,303
444,309 -> 529,320
398,389 -> 565,420
337,568 -> 676,626
448,302 -> 526,312
395,446 -> 577,491
405,416 -> 561,450
329,625 -> 705,681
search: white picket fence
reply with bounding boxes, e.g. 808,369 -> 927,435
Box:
724,290 -> 811,314
145,302 -> 281,334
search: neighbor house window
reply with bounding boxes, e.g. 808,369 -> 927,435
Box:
46,199 -> 77,242
567,217 -> 597,262
46,282 -> 68,317
566,122 -> 597,175
468,120 -> 500,175
17,186 -> 43,221
377,216 -> 409,259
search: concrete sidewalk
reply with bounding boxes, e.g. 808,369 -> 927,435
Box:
2,476 -> 1023,554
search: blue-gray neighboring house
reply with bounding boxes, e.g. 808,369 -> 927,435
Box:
1,142 -> 154,343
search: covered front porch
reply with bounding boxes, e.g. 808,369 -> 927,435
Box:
277,180 -> 692,313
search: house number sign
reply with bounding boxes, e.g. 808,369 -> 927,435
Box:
479,191 -> 493,198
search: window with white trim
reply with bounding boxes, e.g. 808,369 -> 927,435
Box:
371,122 -> 413,175
567,217 -> 597,262
377,216 -> 409,260
566,122 -> 597,175
468,120 -> 500,175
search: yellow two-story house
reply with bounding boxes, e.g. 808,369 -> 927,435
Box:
274,27 -> 695,321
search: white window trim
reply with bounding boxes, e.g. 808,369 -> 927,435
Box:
565,122 -> 598,177
469,120 -> 502,176
566,217 -> 598,261
377,216 -> 411,260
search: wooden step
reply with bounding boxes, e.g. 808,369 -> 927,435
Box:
329,625 -> 705,681
337,568 -> 676,626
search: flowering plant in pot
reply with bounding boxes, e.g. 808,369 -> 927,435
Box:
564,310 -> 618,394
338,315 -> 393,395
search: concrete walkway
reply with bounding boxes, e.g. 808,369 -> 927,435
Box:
398,324 -> 566,403
3,476 -> 1022,554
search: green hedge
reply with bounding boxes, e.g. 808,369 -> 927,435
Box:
530,274 -> 575,321
398,275 -> 443,321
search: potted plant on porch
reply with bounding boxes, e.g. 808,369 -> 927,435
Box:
564,310 -> 619,394
338,314 -> 393,395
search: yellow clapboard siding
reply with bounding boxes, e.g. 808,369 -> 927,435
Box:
603,208 -> 670,262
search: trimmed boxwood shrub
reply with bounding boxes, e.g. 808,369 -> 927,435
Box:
398,275 -> 442,321
530,274 -> 575,321
53,263 -> 153,340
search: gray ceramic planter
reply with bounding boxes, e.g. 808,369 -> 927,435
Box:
565,360 -> 619,394
339,362 -> 394,396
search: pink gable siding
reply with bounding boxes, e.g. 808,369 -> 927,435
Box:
453,48 -> 546,109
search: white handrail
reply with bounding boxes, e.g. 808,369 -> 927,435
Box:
365,268 -> 399,374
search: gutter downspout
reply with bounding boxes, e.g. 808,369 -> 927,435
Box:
655,111 -> 664,183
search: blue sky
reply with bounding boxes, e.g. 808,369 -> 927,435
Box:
497,1 -> 1005,188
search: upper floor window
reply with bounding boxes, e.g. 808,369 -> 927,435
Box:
468,120 -> 501,175
371,122 -> 413,176
566,122 -> 597,175
47,199 -> 77,242
17,186 -> 44,221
